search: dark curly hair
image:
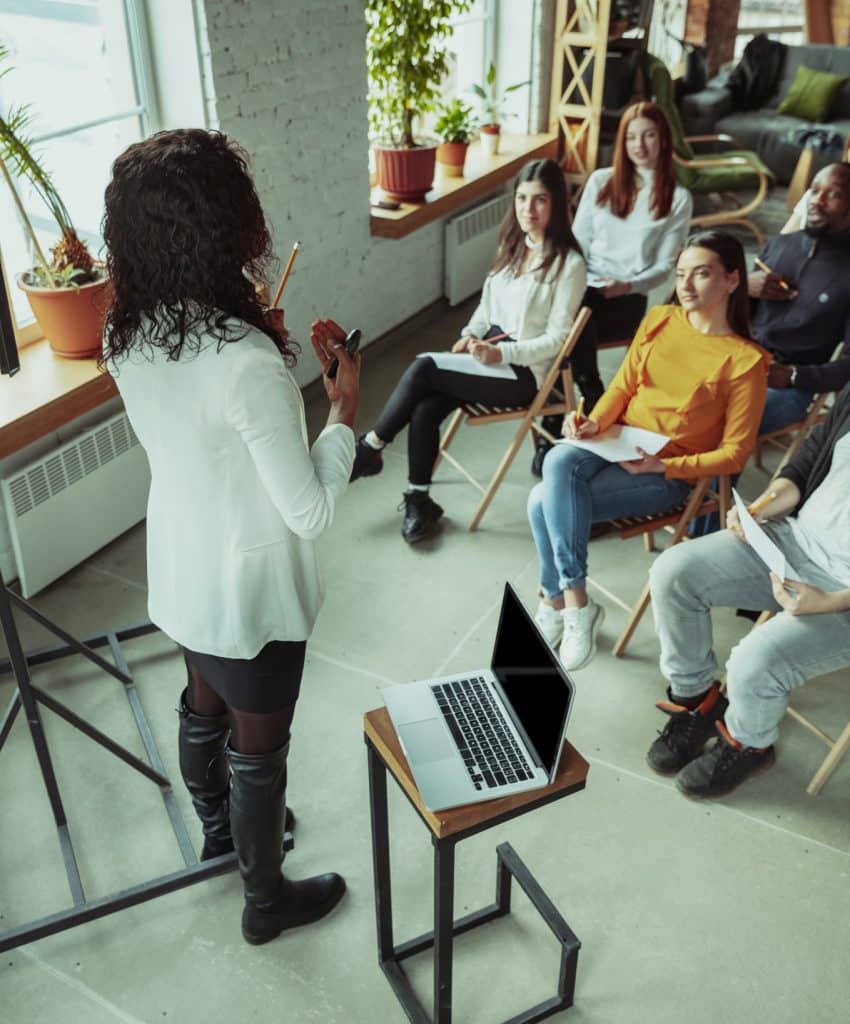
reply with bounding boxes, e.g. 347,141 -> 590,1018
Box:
101,129 -> 297,366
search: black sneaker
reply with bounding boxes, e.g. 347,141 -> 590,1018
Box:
399,490 -> 443,544
646,683 -> 728,775
531,439 -> 552,478
350,436 -> 383,482
675,721 -> 775,799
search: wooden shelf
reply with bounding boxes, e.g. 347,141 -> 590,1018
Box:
0,338 -> 116,459
370,132 -> 559,239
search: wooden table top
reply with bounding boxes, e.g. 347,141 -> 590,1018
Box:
364,707 -> 589,840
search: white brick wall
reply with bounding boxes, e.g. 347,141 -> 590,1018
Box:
201,0 -> 445,387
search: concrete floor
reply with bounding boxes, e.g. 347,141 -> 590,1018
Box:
3,214 -> 850,1023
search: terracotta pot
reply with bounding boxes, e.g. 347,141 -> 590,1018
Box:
374,143 -> 437,202
436,141 -> 469,177
480,123 -> 501,157
17,273 -> 111,359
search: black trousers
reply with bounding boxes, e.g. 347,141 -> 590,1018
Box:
372,355 -> 537,485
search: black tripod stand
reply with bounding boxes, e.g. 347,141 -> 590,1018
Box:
0,582 -> 239,953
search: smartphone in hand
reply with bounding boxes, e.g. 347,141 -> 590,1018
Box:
326,328 -> 361,379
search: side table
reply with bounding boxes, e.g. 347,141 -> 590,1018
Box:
364,707 -> 589,1023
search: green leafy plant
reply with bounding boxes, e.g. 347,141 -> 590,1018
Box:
434,97 -> 477,144
0,42 -> 97,289
470,62 -> 530,128
366,0 -> 473,148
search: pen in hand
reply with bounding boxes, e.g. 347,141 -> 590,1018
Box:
754,258 -> 791,292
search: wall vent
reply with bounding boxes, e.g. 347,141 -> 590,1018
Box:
1,411 -> 150,597
444,191 -> 511,306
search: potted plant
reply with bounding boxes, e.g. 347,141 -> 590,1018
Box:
0,48 -> 108,358
471,62 -> 530,157
366,0 -> 472,202
434,97 -> 477,177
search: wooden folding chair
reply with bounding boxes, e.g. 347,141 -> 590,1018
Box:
754,343 -> 844,475
754,611 -> 850,795
587,476 -> 731,657
433,306 -> 591,531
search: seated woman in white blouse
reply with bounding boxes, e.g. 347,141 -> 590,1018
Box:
532,101 -> 693,475
349,158 -> 586,545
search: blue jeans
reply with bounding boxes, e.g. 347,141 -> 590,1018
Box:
527,444 -> 691,596
650,526 -> 850,747
759,386 -> 815,436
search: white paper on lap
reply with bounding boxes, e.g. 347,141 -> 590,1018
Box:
558,424 -> 669,463
417,352 -> 518,380
732,488 -> 787,580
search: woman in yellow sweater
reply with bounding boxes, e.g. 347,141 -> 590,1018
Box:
529,230 -> 769,671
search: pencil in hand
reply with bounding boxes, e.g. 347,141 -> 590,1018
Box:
272,241 -> 301,308
575,397 -> 586,425
747,490 -> 777,516
754,258 -> 791,292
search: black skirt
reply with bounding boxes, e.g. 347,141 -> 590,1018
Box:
182,639 -> 307,713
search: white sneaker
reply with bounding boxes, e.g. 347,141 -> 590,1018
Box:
534,600 -> 565,646
558,600 -> 605,671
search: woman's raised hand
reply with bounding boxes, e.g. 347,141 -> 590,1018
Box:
469,340 -> 502,364
311,318 -> 360,427
563,411 -> 600,439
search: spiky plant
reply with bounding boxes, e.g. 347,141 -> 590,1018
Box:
0,42 -> 96,287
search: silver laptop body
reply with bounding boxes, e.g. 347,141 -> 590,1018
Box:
381,583 -> 575,812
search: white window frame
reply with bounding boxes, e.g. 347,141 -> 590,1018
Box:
0,0 -> 158,347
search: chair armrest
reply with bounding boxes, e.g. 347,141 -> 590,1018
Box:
674,152 -> 761,171
680,87 -> 733,135
685,132 -> 743,149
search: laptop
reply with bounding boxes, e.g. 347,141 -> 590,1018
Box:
381,582 -> 575,812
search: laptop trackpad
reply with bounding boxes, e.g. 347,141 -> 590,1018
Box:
399,719 -> 456,764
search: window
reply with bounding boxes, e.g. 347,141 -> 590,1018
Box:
734,0 -> 804,60
0,0 -> 155,341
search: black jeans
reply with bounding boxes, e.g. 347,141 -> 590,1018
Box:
372,354 -> 537,485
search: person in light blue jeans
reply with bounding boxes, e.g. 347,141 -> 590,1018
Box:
645,383 -> 850,800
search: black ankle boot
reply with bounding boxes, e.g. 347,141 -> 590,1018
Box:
400,490 -> 443,544
228,742 -> 345,945
177,690 -> 233,860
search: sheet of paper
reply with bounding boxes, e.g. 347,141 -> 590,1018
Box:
732,488 -> 787,580
416,352 -> 517,380
558,424 -> 669,463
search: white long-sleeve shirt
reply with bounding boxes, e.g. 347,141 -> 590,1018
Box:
571,168 -> 693,295
461,248 -> 587,386
108,320 -> 354,658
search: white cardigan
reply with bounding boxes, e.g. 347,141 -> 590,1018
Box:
108,322 -> 354,659
571,168 -> 693,295
461,248 -> 586,386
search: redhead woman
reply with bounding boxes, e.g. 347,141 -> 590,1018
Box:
350,158 -> 586,544
534,102 -> 693,473
102,130 -> 359,946
528,231 -> 769,671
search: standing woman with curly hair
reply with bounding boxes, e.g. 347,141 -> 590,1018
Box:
102,129 -> 359,945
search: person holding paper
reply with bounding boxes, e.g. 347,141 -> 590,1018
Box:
529,231 -> 768,671
532,101 -> 693,475
349,158 -> 586,544
645,383 -> 850,799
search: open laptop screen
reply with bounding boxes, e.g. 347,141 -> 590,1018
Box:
491,584 -> 573,775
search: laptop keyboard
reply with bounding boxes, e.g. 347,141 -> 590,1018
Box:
432,677 -> 533,791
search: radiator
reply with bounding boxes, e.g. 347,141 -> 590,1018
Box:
1,411 -> 150,597
444,191 -> 511,306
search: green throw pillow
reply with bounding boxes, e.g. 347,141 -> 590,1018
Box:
777,64 -> 848,123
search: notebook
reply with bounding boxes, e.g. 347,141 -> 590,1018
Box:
381,583 -> 575,811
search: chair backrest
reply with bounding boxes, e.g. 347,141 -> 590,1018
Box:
644,54 -> 699,192
528,306 -> 591,417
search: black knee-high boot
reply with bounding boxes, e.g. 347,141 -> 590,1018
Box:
228,742 -> 346,945
177,689 -> 233,860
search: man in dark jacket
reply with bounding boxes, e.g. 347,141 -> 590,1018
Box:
643,382 -> 850,798
749,163 -> 850,436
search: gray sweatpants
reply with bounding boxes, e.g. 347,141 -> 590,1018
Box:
649,524 -> 850,748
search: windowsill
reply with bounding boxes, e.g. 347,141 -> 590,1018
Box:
369,132 -> 559,239
0,337 -> 116,459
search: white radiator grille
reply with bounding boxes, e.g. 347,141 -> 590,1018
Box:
444,191 -> 511,306
2,411 -> 150,597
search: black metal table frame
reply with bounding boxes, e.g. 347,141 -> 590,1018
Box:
366,736 -> 582,1024
0,583 -> 243,953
